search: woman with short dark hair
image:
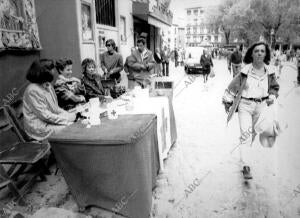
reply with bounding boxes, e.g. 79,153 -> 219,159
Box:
54,58 -> 86,110
23,59 -> 76,141
222,41 -> 279,180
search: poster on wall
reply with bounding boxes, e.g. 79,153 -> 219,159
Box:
0,0 -> 41,50
81,2 -> 93,42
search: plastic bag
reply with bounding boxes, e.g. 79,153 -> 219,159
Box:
209,68 -> 215,78
254,101 -> 285,147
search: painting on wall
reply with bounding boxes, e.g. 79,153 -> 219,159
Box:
0,0 -> 41,50
81,2 -> 93,42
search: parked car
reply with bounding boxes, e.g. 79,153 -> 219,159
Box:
184,47 -> 204,74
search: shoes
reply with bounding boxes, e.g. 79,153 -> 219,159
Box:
242,166 -> 253,180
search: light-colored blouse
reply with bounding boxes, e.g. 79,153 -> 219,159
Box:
241,67 -> 269,98
23,82 -> 71,141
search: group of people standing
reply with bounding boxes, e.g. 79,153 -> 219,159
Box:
21,37 -> 163,141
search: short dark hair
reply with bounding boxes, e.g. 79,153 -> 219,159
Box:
137,38 -> 146,45
26,59 -> 55,84
106,39 -> 116,49
243,42 -> 271,65
81,58 -> 96,73
55,58 -> 73,74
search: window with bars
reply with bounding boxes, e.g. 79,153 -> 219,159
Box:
95,0 -> 116,27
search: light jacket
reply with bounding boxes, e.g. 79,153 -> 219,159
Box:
127,49 -> 155,87
23,83 -> 70,140
223,64 -> 280,123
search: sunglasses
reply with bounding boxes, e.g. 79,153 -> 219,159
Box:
106,44 -> 112,47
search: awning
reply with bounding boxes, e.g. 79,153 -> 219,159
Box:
148,16 -> 170,29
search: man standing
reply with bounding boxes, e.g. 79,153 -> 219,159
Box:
228,45 -> 243,78
174,48 -> 179,67
161,46 -> 170,76
127,38 -> 155,88
100,39 -> 124,83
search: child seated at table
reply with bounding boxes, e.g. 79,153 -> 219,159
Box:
54,58 -> 86,110
81,58 -> 105,101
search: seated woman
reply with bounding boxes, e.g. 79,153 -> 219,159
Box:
23,59 -> 76,141
54,58 -> 86,110
81,58 -> 105,101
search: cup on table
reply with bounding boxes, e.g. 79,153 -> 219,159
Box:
89,97 -> 100,109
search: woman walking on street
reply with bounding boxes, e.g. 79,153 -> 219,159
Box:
222,42 -> 279,180
200,49 -> 213,83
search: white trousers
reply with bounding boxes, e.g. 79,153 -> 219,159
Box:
238,98 -> 267,165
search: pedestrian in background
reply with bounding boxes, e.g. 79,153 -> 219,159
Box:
154,47 -> 163,76
161,46 -> 170,76
222,41 -> 279,180
200,49 -> 213,83
296,48 -> 300,85
228,45 -> 243,78
174,48 -> 179,67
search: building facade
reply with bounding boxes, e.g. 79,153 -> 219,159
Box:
132,0 -> 173,52
185,6 -> 222,47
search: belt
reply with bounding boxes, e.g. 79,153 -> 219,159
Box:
241,96 -> 269,103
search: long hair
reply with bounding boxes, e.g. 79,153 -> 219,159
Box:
243,42 -> 271,65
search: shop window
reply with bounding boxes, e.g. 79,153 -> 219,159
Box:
95,0 -> 116,27
187,10 -> 191,15
193,9 -> 198,16
120,16 -> 126,42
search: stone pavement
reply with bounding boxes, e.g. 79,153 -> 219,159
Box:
1,60 -> 299,218
151,59 -> 300,218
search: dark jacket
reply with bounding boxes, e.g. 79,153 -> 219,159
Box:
81,73 -> 105,101
229,50 -> 243,65
54,75 -> 86,110
154,52 -> 162,64
222,64 -> 280,123
200,54 -> 213,71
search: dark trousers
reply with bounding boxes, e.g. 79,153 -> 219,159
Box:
298,66 -> 300,84
162,62 -> 169,76
203,68 -> 210,83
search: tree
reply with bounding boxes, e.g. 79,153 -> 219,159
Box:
207,0 -> 300,47
207,0 -> 239,44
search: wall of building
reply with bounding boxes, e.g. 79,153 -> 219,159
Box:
0,51 -> 40,102
35,0 -> 82,77
118,0 -> 134,60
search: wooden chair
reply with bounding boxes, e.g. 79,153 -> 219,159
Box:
0,106 -> 50,205
5,99 -> 58,174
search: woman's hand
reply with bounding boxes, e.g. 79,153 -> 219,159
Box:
266,94 -> 276,106
66,112 -> 76,122
223,101 -> 233,114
